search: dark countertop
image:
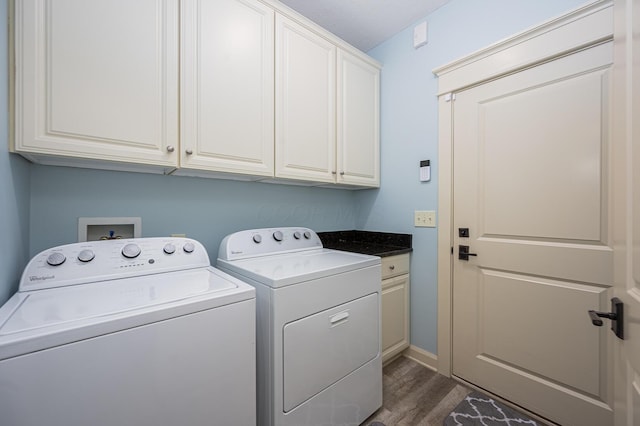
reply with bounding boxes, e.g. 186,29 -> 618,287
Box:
317,230 -> 412,257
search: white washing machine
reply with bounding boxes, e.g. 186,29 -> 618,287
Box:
0,237 -> 256,426
217,227 -> 382,426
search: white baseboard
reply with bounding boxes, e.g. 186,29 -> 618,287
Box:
402,345 -> 438,372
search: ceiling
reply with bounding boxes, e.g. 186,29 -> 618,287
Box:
278,0 -> 453,52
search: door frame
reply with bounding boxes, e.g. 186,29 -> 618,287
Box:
433,0 -> 614,377
611,0 -> 640,423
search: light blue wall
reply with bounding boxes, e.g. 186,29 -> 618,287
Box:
29,165 -> 361,259
1,0 -> 592,347
0,0 -> 31,305
359,0 -> 588,354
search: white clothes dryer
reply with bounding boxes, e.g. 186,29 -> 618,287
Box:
0,237 -> 256,426
217,227 -> 382,426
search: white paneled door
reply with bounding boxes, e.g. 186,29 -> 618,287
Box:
452,42 -> 615,426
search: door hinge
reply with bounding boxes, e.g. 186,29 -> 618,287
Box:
451,246 -> 453,255
444,93 -> 456,102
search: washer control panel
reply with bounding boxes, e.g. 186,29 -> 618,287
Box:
20,237 -> 210,291
218,227 -> 323,261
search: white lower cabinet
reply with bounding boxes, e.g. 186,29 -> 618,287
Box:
381,254 -> 411,363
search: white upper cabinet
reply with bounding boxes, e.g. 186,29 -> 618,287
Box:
13,0 -> 180,171
275,14 -> 380,187
275,14 -> 337,184
12,0 -> 380,187
337,49 -> 380,187
179,0 -> 274,178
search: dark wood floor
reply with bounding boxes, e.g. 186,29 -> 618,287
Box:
364,356 -> 471,426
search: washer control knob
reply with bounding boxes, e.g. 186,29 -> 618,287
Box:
293,231 -> 301,240
77,249 -> 95,263
163,243 -> 176,254
46,252 -> 66,266
303,231 -> 311,239
122,243 -> 141,259
183,242 -> 195,253
253,234 -> 262,244
273,231 -> 283,242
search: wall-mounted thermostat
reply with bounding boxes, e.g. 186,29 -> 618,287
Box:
420,160 -> 431,182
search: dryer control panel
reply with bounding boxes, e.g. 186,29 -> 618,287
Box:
218,227 -> 323,261
20,238 -> 210,291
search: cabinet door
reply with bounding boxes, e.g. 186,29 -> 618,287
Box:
337,50 -> 380,187
381,274 -> 410,363
181,0 -> 274,177
14,0 -> 179,168
275,14 -> 336,183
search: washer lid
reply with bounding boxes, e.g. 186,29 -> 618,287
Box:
217,248 -> 380,288
0,267 -> 254,360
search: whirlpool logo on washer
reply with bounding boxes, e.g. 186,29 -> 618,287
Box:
29,275 -> 55,282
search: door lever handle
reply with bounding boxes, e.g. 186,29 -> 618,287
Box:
588,310 -> 616,326
458,245 -> 477,261
588,297 -> 624,340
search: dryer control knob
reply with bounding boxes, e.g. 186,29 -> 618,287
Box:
163,243 -> 176,254
253,234 -> 262,244
273,231 -> 283,242
77,249 -> 95,263
303,231 -> 311,239
293,231 -> 301,240
122,243 -> 141,259
46,252 -> 66,266
183,242 -> 195,253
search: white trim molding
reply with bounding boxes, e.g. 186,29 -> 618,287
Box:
402,345 -> 438,372
433,0 -> 613,95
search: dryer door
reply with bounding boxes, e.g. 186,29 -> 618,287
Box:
282,292 -> 379,412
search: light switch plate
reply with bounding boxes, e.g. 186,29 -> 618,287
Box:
414,210 -> 436,227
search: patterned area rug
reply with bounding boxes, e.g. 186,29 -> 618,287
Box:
443,391 -> 538,425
